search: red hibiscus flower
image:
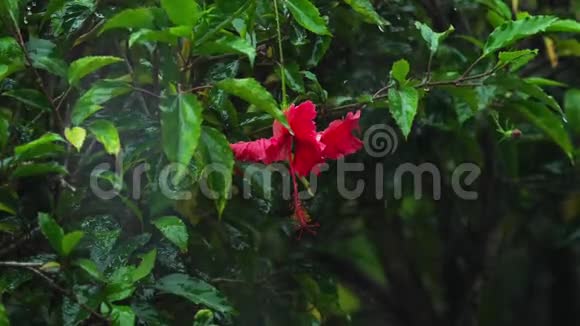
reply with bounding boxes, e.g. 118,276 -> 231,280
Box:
230,101 -> 363,235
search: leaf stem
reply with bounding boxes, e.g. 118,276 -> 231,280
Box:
273,0 -> 288,108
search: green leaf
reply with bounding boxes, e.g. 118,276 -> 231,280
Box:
0,0 -> 20,25
67,56 -> 123,85
483,15 -> 558,56
496,75 -> 563,115
12,162 -> 67,178
0,300 -> 9,326
3,89 -> 51,111
38,213 -> 64,255
64,127 -> 87,151
152,216 -> 189,253
27,37 -> 68,78
14,133 -> 65,160
101,8 -> 155,34
154,273 -> 233,313
286,0 -> 331,36
276,63 -> 305,93
160,0 -> 201,26
160,94 -> 203,182
546,19 -> 580,33
476,0 -> 512,21
0,117 -> 7,151
132,249 -> 157,282
343,0 -> 387,26
193,309 -> 214,326
415,22 -> 455,56
498,49 -> 538,71
71,78 -> 131,125
129,29 -> 179,47
73,259 -> 103,280
390,59 -> 410,84
511,100 -> 573,159
524,77 -> 567,87
111,305 -> 136,326
198,36 -> 256,66
61,231 -> 84,256
388,86 -> 419,138
216,78 -> 289,129
198,127 -> 234,216
565,89 -> 580,136
88,120 -> 121,155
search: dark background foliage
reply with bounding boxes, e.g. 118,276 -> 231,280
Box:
0,0 -> 579,325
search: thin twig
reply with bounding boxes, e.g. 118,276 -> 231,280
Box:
25,267 -> 109,322
0,261 -> 43,267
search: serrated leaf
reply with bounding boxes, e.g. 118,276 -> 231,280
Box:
286,0 -> 331,36
68,56 -> 123,85
198,36 -> 256,66
343,0 -> 387,26
216,78 -> 289,129
101,8 -> 155,34
160,0 -> 201,26
64,127 -> 86,151
415,22 -> 455,55
388,86 -> 419,138
160,94 -> 203,183
88,120 -> 121,155
483,15 -> 558,55
546,19 -> 580,33
198,127 -> 234,216
390,59 -> 410,84
154,273 -> 233,313
3,89 -> 51,111
511,100 -> 573,160
152,216 -> 189,253
62,231 -> 84,257
132,249 -> 157,282
38,213 -> 64,255
498,49 -> 538,71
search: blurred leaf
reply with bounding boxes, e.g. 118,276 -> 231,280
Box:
68,56 -> 123,85
131,249 -> 157,282
154,273 -> 233,313
343,0 -> 387,25
160,0 -> 201,26
0,300 -> 9,326
161,94 -> 203,183
415,22 -> 455,55
71,78 -> 131,125
40,261 -> 61,273
276,62 -> 305,93
193,309 -> 214,326
388,86 -> 419,138
198,127 -> 234,216
546,19 -> 580,33
0,117 -> 7,151
74,259 -> 104,281
27,37 -> 68,77
152,216 -> 189,253
565,89 -> 580,136
14,133 -> 64,159
498,49 -> 538,71
111,305 -> 136,326
477,0 -> 512,21
38,212 -> 64,255
88,120 -> 121,155
61,231 -> 84,256
198,36 -> 256,66
217,78 -> 289,129
101,8 -> 155,34
511,100 -> 573,160
64,127 -> 86,151
13,162 -> 67,178
286,0 -> 331,36
524,77 -> 567,87
0,0 -> 19,25
2,89 -> 51,111
483,15 -> 558,55
390,59 -> 410,84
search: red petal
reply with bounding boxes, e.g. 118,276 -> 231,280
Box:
319,110 -> 363,159
293,138 -> 324,176
230,135 -> 290,164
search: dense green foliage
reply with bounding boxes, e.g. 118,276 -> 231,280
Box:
0,0 -> 579,325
